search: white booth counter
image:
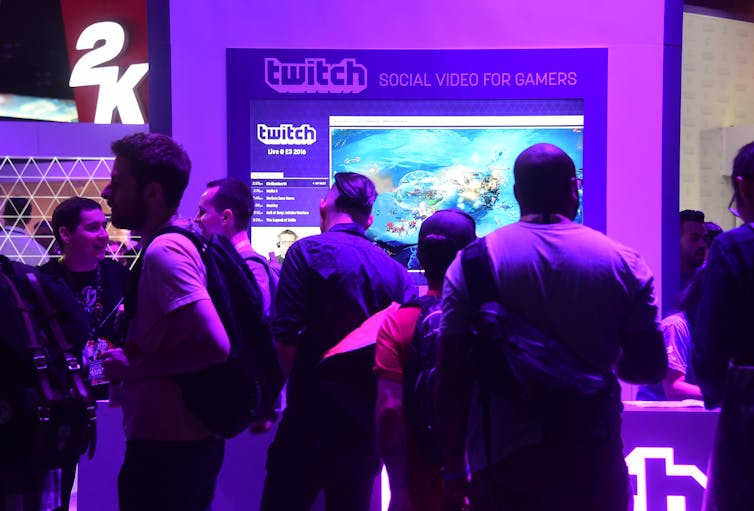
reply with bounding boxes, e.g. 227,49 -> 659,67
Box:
77,402 -> 718,511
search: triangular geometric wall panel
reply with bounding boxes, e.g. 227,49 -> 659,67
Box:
1,156 -> 140,269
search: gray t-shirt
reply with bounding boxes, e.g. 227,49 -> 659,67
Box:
440,221 -> 660,471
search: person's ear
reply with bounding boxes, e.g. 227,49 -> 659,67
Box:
143,182 -> 161,202
737,175 -> 753,200
568,181 -> 580,220
319,198 -> 327,232
59,226 -> 72,245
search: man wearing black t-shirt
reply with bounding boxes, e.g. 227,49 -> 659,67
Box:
41,196 -> 130,511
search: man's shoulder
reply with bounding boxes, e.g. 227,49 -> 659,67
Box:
101,257 -> 130,278
147,232 -> 200,257
142,233 -> 204,280
238,246 -> 268,265
488,221 -> 650,279
707,226 -> 754,272
716,224 -> 754,248
302,229 -> 397,258
3,226 -> 27,237
487,220 -> 616,248
302,229 -> 352,245
39,258 -> 63,275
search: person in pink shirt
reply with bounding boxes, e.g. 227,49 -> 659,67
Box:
100,133 -> 230,511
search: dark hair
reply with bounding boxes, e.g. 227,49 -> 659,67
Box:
206,178 -> 254,231
680,209 -> 704,225
513,144 -> 576,214
680,265 -> 705,329
333,172 -> 377,224
733,141 -> 754,181
111,133 -> 191,209
417,209 -> 477,284
732,141 -> 754,203
51,197 -> 102,246
704,221 -> 722,246
2,197 -> 32,227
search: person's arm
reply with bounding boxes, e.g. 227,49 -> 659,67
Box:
374,308 -> 415,510
102,233 -> 229,381
615,263 -> 667,384
693,240 -> 739,408
661,314 -> 702,400
436,332 -> 472,472
616,330 -> 667,384
276,342 -> 296,382
272,242 -> 308,382
435,260 -> 472,511
663,369 -> 703,400
436,332 -> 473,511
376,377 -> 412,510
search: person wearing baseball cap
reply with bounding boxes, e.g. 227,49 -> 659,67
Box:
375,209 -> 477,511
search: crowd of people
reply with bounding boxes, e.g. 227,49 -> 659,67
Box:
1,132 -> 753,511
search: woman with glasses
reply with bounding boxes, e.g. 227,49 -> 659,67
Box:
694,140 -> 754,511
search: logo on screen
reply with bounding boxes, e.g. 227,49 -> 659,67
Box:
69,21 -> 149,124
264,58 -> 367,93
625,447 -> 707,511
257,124 -> 317,145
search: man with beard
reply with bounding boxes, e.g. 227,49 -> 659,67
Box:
99,133 -> 229,511
436,143 -> 666,511
679,209 -> 706,291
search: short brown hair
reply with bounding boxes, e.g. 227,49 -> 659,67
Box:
111,133 -> 191,209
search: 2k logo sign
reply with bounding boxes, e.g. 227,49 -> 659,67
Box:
69,21 -> 149,124
625,447 -> 707,511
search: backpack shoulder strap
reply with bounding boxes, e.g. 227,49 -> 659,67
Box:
461,237 -> 497,307
0,267 -> 56,404
244,253 -> 268,267
244,254 -> 275,280
401,294 -> 439,311
24,271 -> 97,459
124,226 -> 203,321
156,225 -> 204,253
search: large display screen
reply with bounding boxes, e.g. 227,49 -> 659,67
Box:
330,113 -> 583,266
228,49 -> 606,266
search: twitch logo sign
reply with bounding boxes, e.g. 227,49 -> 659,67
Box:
625,447 -> 707,511
257,124 -> 317,145
264,57 -> 367,93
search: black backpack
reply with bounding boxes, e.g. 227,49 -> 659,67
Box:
461,237 -> 615,404
402,294 -> 443,466
130,227 -> 284,438
0,255 -> 96,470
461,237 -> 621,441
244,254 -> 281,319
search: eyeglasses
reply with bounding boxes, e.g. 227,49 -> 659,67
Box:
729,194 -> 741,218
